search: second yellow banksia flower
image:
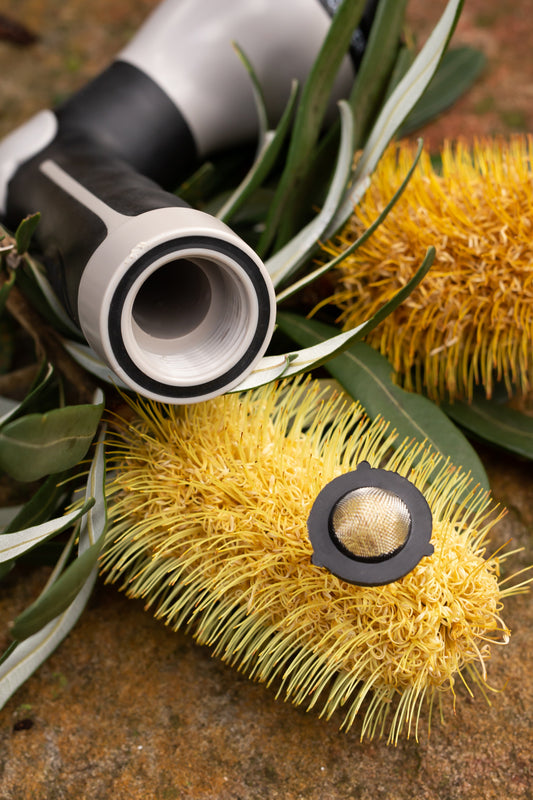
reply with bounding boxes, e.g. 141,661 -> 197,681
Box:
322,136 -> 533,402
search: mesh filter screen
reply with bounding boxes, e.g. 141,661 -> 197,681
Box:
331,486 -> 411,559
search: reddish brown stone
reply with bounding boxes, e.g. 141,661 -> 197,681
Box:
1,1 -> 533,798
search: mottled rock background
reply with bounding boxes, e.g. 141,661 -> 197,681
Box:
1,2 -> 533,798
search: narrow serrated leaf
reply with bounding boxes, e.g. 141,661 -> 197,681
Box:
382,44 -> 416,102
257,0 -> 367,255
354,0 -> 463,180
266,100 -> 355,287
0,499 -> 94,564
276,139 -> 423,304
329,0 -> 464,233
349,0 -> 408,148
0,361 -> 54,428
0,572 -> 97,708
216,80 -> 299,223
231,41 -> 269,148
15,213 -> 40,254
229,354 -> 293,393
78,427 -> 107,553
399,46 -> 486,137
10,431 -> 107,640
275,247 -> 434,378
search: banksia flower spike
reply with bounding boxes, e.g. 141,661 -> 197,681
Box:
102,379 -> 523,744
320,136 -> 533,402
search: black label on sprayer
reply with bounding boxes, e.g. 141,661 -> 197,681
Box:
316,0 -> 379,70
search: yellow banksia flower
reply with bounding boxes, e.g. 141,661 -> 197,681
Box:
322,136 -> 533,402
101,379 -> 523,744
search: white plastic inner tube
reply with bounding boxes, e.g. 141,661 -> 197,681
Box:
123,250 -> 263,387
78,207 -> 276,403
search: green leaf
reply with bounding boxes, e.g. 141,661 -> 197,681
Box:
0,505 -> 21,533
281,247 -> 434,373
355,0 -> 463,179
275,139 -> 423,304
382,44 -> 416,101
3,472 -> 69,533
10,543 -> 98,640
0,570 -> 97,708
17,541 -> 67,568
230,353 -> 293,393
277,319 -> 489,488
176,161 -> 217,207
329,0 -> 464,233
0,361 -> 54,428
77,427 -> 107,552
0,642 -> 17,667
349,0 -> 408,149
257,0 -> 368,255
10,430 -> 107,641
15,213 -> 40,254
443,397 -> 533,460
0,396 -> 103,482
399,46 -> 486,137
216,80 -> 299,223
266,100 -> 355,288
226,187 -> 275,226
0,499 -> 94,564
15,255 -> 81,338
231,41 -> 269,147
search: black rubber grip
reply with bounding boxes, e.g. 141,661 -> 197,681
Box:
4,59 -> 199,323
55,60 -> 198,190
5,135 -> 189,322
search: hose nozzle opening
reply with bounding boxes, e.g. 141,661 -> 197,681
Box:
124,251 -> 264,387
78,209 -> 276,404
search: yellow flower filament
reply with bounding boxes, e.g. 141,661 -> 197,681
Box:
322,136 -> 533,401
102,380 -> 516,743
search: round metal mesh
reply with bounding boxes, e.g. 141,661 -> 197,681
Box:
331,486 -> 411,560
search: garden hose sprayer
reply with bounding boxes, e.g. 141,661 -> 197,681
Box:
0,0 -> 377,403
